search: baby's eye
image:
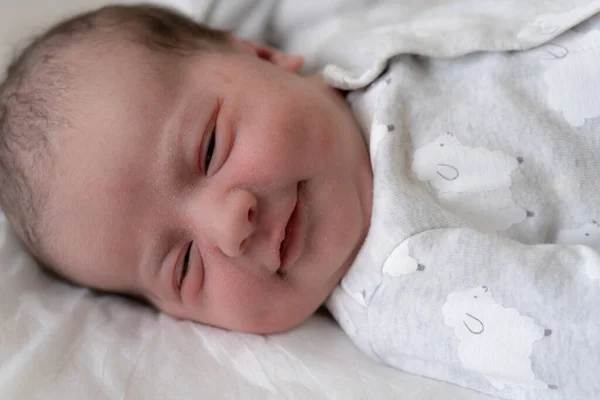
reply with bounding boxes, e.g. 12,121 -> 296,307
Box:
204,128 -> 216,173
176,242 -> 193,290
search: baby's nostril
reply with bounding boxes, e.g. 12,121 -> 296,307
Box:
239,238 -> 247,253
247,207 -> 256,223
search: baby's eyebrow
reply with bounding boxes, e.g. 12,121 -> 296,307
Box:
138,117 -> 177,290
136,104 -> 187,299
138,232 -> 167,295
162,90 -> 208,187
156,90 -> 188,184
139,229 -> 185,304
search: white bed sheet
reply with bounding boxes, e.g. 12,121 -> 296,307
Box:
0,1 -> 495,398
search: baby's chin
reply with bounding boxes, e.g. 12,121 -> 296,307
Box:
204,306 -> 320,335
236,292 -> 332,334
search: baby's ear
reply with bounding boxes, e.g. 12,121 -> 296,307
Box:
231,37 -> 304,73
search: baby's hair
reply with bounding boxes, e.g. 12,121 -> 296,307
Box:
0,4 -> 230,263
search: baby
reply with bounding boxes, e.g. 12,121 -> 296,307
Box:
0,4 -> 373,335
1,3 -> 599,400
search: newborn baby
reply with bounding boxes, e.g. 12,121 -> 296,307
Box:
0,4 -> 373,334
1,3 -> 599,400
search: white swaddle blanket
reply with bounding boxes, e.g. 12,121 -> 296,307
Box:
319,1 -> 600,399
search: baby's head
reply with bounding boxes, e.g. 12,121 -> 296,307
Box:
0,4 -> 372,334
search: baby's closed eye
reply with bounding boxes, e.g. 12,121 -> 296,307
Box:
175,241 -> 193,291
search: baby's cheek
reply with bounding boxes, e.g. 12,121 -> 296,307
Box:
205,273 -> 297,332
206,266 -> 271,310
319,129 -> 334,153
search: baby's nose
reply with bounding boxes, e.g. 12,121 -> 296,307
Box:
215,189 -> 257,258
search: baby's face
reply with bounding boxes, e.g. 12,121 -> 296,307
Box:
47,39 -> 372,333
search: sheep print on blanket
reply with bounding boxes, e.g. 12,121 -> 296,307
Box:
324,3 -> 600,400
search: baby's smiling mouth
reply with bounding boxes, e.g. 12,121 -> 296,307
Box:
278,181 -> 305,274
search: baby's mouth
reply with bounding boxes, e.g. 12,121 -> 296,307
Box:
278,199 -> 297,267
278,181 -> 305,273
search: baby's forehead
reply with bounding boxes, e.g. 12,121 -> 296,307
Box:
59,42 -> 184,131
71,38 -> 165,78
47,91 -> 170,293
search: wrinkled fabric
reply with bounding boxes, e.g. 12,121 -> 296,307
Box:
324,2 -> 600,400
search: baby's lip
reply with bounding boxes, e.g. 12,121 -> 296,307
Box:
278,181 -> 305,273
